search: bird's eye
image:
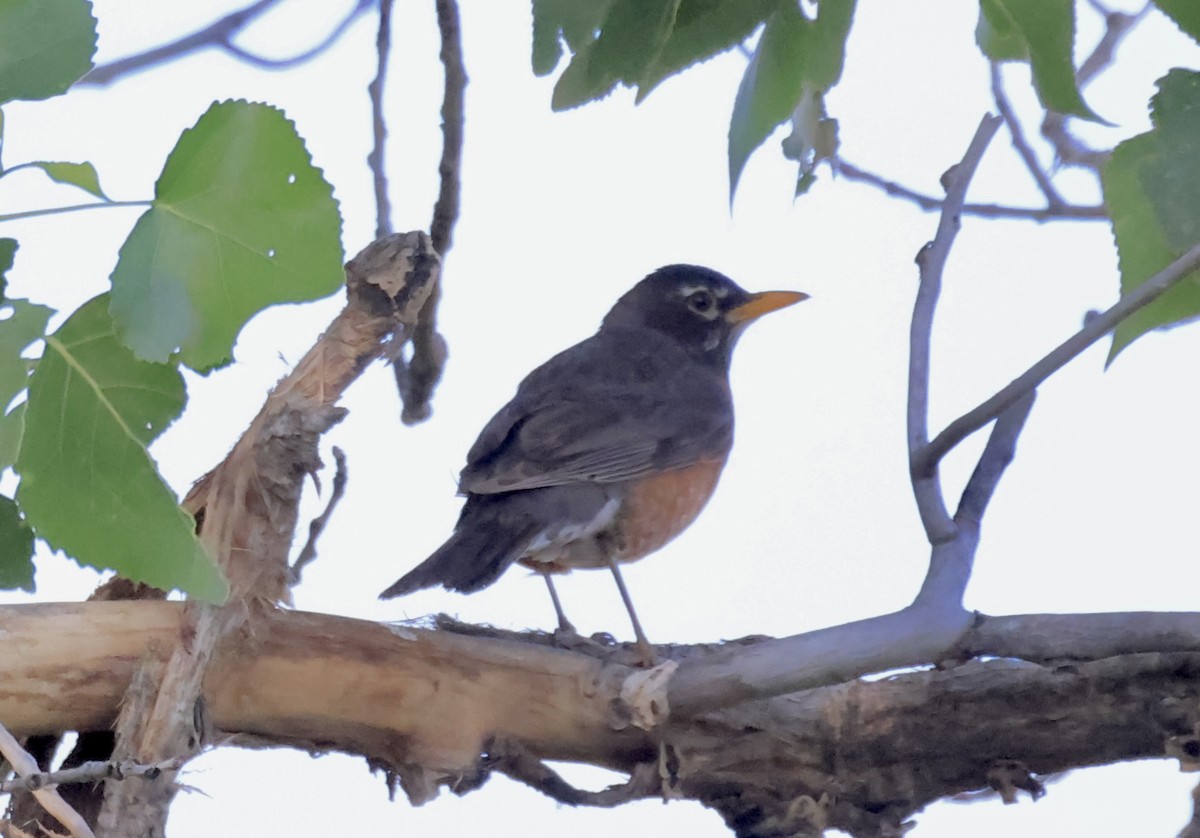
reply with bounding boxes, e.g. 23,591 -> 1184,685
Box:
686,289 -> 715,315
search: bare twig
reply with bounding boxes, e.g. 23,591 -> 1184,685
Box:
80,0 -> 371,88
919,242 -> 1200,473
1077,4 -> 1151,87
429,0 -> 466,257
82,0 -> 279,86
834,159 -> 1107,221
0,759 -> 180,795
368,0 -> 395,240
908,114 -> 1003,543
1040,4 -> 1150,171
288,446 -> 348,586
220,0 -> 372,70
990,63 -> 1064,209
0,722 -> 96,838
390,0 -> 463,425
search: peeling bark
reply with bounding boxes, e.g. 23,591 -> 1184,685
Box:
2,602 -> 1198,837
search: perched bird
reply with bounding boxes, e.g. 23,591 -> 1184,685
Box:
381,264 -> 806,661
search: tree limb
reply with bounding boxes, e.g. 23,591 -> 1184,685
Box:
3,601 -> 1200,836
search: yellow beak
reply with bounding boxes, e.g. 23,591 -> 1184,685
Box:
726,290 -> 809,324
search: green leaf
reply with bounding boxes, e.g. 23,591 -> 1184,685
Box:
728,2 -> 809,198
1153,0 -> 1200,42
531,0 -> 614,76
980,0 -> 1101,121
0,400 -> 25,470
551,0 -> 680,110
0,0 -> 97,103
14,295 -> 228,600
0,237 -> 15,298
0,296 -> 50,471
637,0 -> 779,102
0,297 -> 52,411
1105,70 -> 1200,360
29,161 -> 107,199
805,0 -> 856,91
109,100 -> 344,370
0,494 -> 34,590
976,0 -> 1028,61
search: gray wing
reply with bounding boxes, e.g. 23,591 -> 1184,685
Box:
459,331 -> 733,494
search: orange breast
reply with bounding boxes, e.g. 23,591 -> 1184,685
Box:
613,458 -> 727,562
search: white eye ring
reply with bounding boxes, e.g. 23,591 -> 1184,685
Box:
686,289 -> 716,316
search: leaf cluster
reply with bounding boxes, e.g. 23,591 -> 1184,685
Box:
0,0 -> 345,598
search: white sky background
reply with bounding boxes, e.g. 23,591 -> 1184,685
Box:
2,1 -> 1199,835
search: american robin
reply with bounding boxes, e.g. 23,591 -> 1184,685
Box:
381,264 -> 807,661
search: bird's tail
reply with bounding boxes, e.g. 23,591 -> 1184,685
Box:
379,517 -> 537,599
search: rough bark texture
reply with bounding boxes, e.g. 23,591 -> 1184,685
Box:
2,602 -> 1197,837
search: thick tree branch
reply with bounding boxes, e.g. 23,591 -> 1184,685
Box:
919,241 -> 1200,472
833,159 -> 1108,221
4,602 -> 1200,836
908,114 -> 1003,542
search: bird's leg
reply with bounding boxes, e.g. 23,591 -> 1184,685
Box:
542,573 -> 576,633
605,556 -> 658,666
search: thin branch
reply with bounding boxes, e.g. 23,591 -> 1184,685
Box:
288,446 -> 348,586
908,114 -> 1003,544
484,740 -> 660,807
990,63 -> 1064,209
1039,4 -> 1150,171
368,0 -> 395,240
955,391 -> 1036,528
218,0 -> 372,70
0,759 -> 179,795
1077,4 -> 1151,87
81,0 -> 282,87
834,159 -> 1107,221
0,722 -> 96,838
429,0 -> 466,257
390,0 -> 463,425
919,241 -> 1200,472
80,0 -> 371,87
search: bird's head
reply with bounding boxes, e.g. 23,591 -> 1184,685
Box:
601,264 -> 808,366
